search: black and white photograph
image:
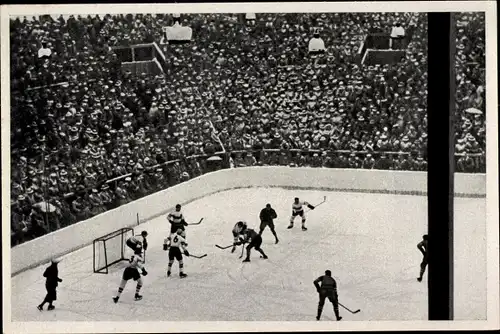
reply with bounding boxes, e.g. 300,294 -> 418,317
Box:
1,2 -> 498,333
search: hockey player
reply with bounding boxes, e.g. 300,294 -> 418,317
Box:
314,270 -> 342,321
37,258 -> 63,311
259,203 -> 279,244
231,221 -> 247,253
235,224 -> 268,263
168,204 -> 188,238
417,234 -> 428,282
112,244 -> 148,303
288,197 -> 315,231
126,230 -> 148,252
164,228 -> 190,278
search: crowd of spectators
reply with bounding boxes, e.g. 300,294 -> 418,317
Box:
10,12 -> 486,245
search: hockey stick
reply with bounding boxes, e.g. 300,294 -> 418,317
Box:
339,302 -> 360,314
305,196 -> 327,212
189,254 -> 207,259
215,244 -> 233,249
188,218 -> 204,226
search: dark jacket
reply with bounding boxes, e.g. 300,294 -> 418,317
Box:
43,263 -> 62,289
259,207 -> 277,222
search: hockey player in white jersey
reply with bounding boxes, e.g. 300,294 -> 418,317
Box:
288,197 -> 315,231
112,244 -> 148,303
164,228 -> 190,278
231,221 -> 247,253
126,230 -> 148,252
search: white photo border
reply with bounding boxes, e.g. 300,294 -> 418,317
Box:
1,1 -> 498,333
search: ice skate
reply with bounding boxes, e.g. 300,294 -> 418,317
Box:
112,296 -> 119,303
134,294 -> 143,301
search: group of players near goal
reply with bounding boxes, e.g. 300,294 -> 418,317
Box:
110,198 -> 429,321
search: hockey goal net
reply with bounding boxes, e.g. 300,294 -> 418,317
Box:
93,227 -> 134,274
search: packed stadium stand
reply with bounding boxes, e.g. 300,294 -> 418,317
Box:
10,12 -> 486,246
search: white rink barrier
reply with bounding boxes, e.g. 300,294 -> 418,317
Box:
11,167 -> 485,275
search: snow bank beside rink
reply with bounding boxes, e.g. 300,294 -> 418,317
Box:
11,167 -> 485,275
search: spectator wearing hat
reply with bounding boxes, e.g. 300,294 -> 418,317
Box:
362,153 -> 376,169
414,154 -> 428,171
37,258 -> 63,311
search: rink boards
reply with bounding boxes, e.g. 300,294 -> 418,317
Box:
10,167 -> 485,275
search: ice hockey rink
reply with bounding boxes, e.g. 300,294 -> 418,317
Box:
11,187 -> 487,322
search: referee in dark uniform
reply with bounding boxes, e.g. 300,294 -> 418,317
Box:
259,203 -> 279,244
314,270 -> 342,321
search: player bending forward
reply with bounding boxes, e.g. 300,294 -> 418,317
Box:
417,234 -> 428,282
235,224 -> 268,263
231,221 -> 247,253
164,228 -> 190,278
168,204 -> 188,238
314,270 -> 342,321
113,244 -> 148,303
288,197 -> 315,231
126,230 -> 148,252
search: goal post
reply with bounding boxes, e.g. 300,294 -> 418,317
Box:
93,227 -> 134,274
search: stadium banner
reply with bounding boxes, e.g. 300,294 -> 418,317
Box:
308,37 -> 326,54
161,23 -> 192,44
11,167 -> 484,275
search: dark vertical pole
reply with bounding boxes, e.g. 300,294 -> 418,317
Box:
427,12 -> 455,320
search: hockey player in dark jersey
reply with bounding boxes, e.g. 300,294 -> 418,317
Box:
235,225 -> 268,262
417,234 -> 428,282
126,230 -> 148,252
168,204 -> 188,237
113,244 -> 148,303
314,270 -> 342,321
259,203 -> 279,244
37,258 -> 63,311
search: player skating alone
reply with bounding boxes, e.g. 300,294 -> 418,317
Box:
417,234 -> 428,282
164,228 -> 190,278
231,221 -> 247,253
37,258 -> 63,311
288,197 -> 315,231
126,230 -> 148,252
314,270 -> 342,321
235,224 -> 268,262
259,203 -> 279,244
113,244 -> 148,303
168,204 -> 188,238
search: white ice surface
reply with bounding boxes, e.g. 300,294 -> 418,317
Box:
11,188 -> 486,321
